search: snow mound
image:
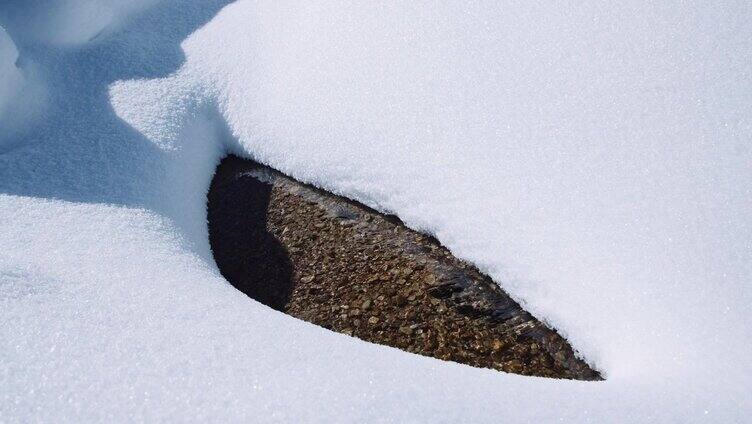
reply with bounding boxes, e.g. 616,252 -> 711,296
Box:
189,0 -> 752,382
0,27 -> 20,114
0,25 -> 45,151
0,0 -> 158,46
0,26 -> 23,143
1,0 -> 750,422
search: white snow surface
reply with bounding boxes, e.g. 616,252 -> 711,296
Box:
1,1 -> 750,422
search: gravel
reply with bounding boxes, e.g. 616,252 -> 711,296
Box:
208,155 -> 601,380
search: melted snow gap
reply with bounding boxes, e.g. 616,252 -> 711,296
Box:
207,155 -> 601,381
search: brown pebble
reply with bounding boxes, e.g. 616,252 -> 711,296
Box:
399,326 -> 413,335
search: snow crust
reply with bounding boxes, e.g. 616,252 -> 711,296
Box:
1,0 -> 750,422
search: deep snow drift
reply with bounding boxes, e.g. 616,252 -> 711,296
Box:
1,0 -> 750,422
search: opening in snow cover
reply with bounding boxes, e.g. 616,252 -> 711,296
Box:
208,155 -> 601,380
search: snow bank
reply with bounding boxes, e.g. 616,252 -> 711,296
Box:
0,27 -> 20,114
0,0 -> 157,46
1,0 -> 750,422
190,0 -> 752,382
0,25 -> 45,151
0,26 -> 24,145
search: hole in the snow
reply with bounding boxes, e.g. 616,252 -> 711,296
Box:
207,155 -> 602,381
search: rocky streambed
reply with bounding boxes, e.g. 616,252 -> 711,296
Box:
207,155 -> 601,380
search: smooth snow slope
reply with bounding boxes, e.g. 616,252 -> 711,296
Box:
1,0 -> 750,422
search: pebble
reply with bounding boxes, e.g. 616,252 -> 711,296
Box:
399,326 -> 413,335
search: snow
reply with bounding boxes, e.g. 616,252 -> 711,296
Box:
0,0 -> 158,46
1,0 -> 750,422
0,25 -> 45,152
0,26 -> 24,147
0,27 -> 20,114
